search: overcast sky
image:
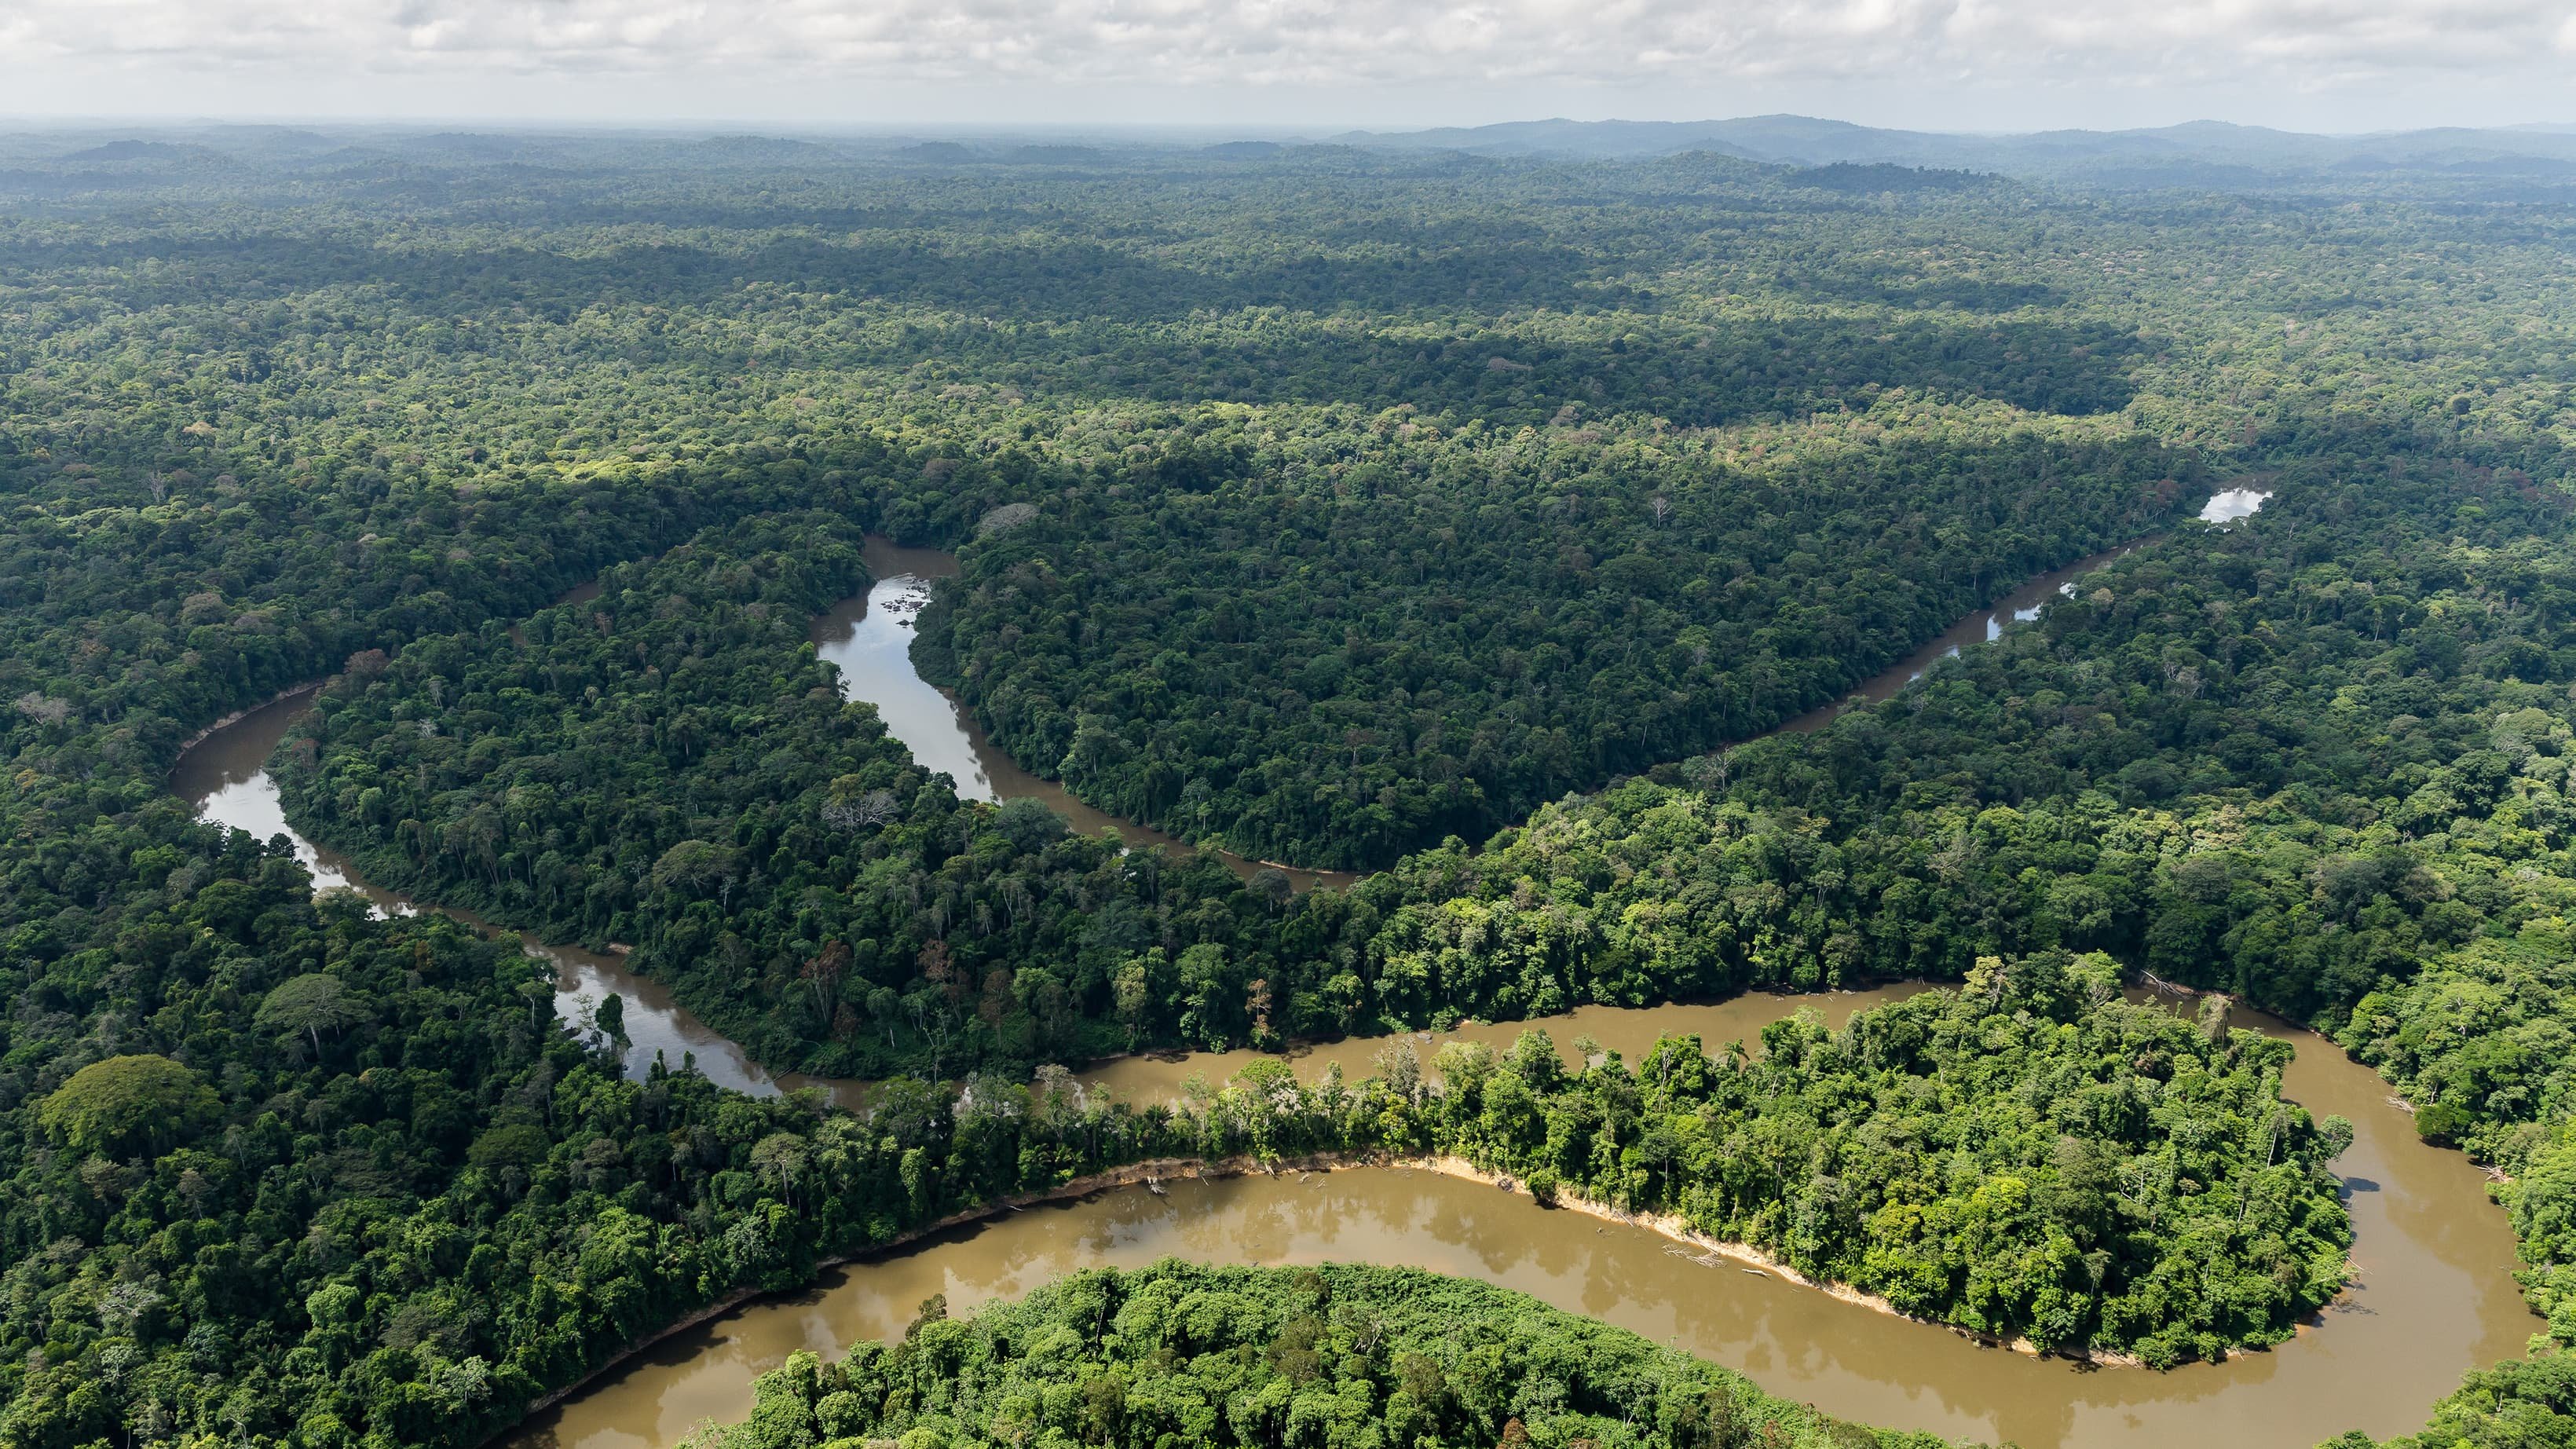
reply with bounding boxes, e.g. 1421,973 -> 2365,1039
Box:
2,0 -> 2573,134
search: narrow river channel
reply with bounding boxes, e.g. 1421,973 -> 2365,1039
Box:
170,486 -> 2516,1449
507,1004 -> 2527,1449
488,980 -> 2530,1449
812,539 -> 1359,891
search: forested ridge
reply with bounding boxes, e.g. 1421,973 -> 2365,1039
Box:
269,510 -> 1279,1079
2,126 -> 2575,1449
920,428 -> 2195,867
272,417 -> 2576,1099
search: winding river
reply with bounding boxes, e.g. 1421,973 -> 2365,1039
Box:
166,486 -> 2530,1449
813,539 -> 1359,892
504,1010 -> 2526,1449
166,687 -> 850,1103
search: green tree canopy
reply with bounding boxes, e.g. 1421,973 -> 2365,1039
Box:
254,972 -> 371,1055
37,1055 -> 217,1157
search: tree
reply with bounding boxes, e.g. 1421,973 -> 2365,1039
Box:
652,840 -> 742,896
595,991 -> 628,1044
38,1056 -> 217,1157
752,1133 -> 811,1207
255,973 -> 370,1056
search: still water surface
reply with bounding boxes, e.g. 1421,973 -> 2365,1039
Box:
178,684 -> 2530,1449
170,502 -> 2279,1104
177,492 -> 2511,1449
812,540 -> 1359,891
2200,488 -> 2273,524
811,510 -> 2273,877
168,689 -> 853,1103
504,989 -> 2527,1449
1772,488 -> 2268,737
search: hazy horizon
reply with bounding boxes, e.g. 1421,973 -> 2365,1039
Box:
3,0 -> 2573,137
3,112 -> 2574,145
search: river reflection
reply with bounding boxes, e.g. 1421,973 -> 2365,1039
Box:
161,486 -> 2531,1449
175,499 -> 2296,1113
1081,990 -> 1929,1100
510,994 -> 2529,1449
813,538 -> 1358,891
166,686 -> 840,1103
2199,488 -> 2273,524
1770,541 -> 2150,736
174,688 -> 2524,1449
1770,486 -> 2270,737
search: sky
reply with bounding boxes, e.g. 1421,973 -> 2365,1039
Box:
2,0 -> 2574,134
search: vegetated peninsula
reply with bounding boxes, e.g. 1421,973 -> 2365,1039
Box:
679,1263 -> 1952,1449
0,911 -> 2347,1449
1,120 -> 2574,1449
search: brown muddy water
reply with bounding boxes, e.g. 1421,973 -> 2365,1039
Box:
503,991 -> 2527,1449
1078,990 -> 1926,1101
174,491 -> 2521,1449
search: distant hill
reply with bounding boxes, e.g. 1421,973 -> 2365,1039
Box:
1332,113 -> 2576,184
412,131 -> 521,156
59,140 -> 195,163
203,126 -> 341,157
1003,145 -> 1107,166
693,134 -> 841,160
1784,162 -> 1998,194
13,116 -> 2575,193
1330,115 -> 1951,163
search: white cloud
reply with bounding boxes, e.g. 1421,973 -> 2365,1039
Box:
5,0 -> 2572,86
0,0 -> 2570,126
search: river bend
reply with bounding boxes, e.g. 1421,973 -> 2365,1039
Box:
167,490 -> 2523,1449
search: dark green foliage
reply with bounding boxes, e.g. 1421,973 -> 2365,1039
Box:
687,1262 -> 1945,1449
2353,1355 -> 2576,1449
271,513 -> 1285,1079
275,434 -> 2576,1107
1429,983 -> 2351,1364
924,430 -> 2194,868
0,844 -> 2333,1449
3,127 -> 2576,1449
0,442 -> 907,770
0,851 -> 1290,1449
1334,437 -> 2576,1025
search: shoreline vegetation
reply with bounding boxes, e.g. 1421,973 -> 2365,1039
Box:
103,518 -> 2464,1449
137,461 -> 2510,1445
508,1141 -> 2161,1441
12,826 -> 2341,1449
674,1261 -> 1950,1449
167,681 -> 324,757
1396,1154 -> 2159,1367
166,485 -> 2369,1433
12,129 -> 2576,1449
497,1155 -> 1229,1434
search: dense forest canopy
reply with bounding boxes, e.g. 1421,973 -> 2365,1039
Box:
0,886 -> 2335,1449
2,125 -> 2575,1449
269,510 -> 1277,1079
919,427 -> 2192,866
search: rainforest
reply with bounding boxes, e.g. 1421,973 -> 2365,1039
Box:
2,122 -> 2575,1449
